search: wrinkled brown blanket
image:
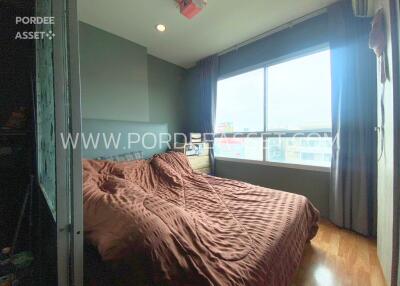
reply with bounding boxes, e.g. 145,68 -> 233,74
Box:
84,152 -> 319,286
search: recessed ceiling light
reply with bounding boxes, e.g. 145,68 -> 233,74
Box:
156,24 -> 166,32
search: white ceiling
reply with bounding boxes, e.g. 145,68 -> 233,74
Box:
78,0 -> 338,68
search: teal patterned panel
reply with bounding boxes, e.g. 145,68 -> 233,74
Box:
36,0 -> 56,219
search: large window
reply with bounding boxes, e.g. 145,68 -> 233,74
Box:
215,48 -> 332,168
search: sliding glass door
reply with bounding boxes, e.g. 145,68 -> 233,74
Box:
36,0 -> 83,284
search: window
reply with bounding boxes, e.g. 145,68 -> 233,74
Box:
215,48 -> 332,168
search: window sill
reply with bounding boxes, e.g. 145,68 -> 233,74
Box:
215,157 -> 331,173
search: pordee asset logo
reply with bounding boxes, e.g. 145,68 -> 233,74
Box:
14,17 -> 55,40
15,31 -> 56,40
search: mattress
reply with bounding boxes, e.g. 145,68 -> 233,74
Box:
83,152 -> 319,286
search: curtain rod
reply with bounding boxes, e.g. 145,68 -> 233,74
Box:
217,7 -> 328,56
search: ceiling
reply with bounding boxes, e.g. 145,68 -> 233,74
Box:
78,0 -> 338,68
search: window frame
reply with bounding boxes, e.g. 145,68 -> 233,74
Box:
215,44 -> 332,171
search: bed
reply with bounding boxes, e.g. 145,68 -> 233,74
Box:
83,151 -> 319,286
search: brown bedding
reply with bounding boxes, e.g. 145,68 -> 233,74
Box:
83,152 -> 319,286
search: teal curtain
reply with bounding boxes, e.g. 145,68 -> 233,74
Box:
196,56 -> 219,174
328,1 -> 377,236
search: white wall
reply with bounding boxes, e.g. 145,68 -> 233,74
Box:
376,0 -> 395,284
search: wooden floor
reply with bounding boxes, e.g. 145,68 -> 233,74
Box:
292,219 -> 386,286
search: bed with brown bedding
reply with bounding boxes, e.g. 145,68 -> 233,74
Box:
83,152 -> 319,286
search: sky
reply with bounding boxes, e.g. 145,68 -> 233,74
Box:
215,49 -> 332,133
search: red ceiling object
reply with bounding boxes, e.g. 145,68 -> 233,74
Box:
177,0 -> 206,19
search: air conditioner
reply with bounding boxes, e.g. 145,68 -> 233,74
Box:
352,0 -> 377,17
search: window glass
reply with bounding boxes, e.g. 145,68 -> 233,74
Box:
266,50 -> 332,131
266,136 -> 332,167
214,137 -> 263,161
216,68 -> 264,133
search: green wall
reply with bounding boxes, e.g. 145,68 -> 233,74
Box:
79,22 -> 149,122
219,14 -> 329,76
79,22 -> 186,133
148,55 -> 186,134
376,0 -> 395,283
215,160 -> 330,217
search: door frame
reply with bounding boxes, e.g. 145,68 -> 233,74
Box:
53,0 -> 83,285
389,0 -> 400,285
67,0 -> 84,284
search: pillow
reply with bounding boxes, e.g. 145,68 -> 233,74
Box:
96,151 -> 143,162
